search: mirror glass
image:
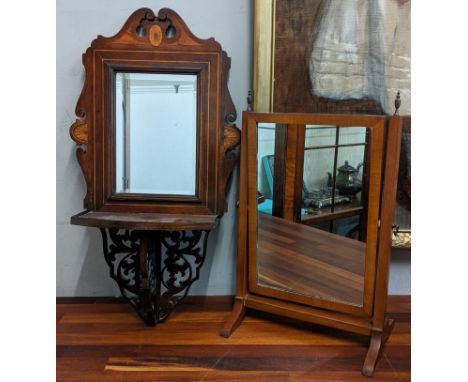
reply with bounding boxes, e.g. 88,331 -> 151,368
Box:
115,72 -> 197,195
256,123 -> 369,307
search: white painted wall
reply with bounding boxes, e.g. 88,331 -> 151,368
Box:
57,0 -> 410,297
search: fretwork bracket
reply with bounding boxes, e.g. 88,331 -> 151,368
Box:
99,228 -> 210,325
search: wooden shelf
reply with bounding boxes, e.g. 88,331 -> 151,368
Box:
301,200 -> 364,225
71,210 -> 219,231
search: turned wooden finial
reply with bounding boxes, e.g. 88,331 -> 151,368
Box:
394,91 -> 401,115
247,90 -> 253,111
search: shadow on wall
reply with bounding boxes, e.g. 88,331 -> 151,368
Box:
189,228 -> 219,296
71,227 -> 232,298
74,227 -> 120,297
183,168 -> 239,296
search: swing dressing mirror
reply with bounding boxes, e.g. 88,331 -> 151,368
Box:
222,112 -> 402,377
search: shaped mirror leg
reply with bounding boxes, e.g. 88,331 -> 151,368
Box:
219,299 -> 246,338
100,228 -> 210,326
362,318 -> 395,377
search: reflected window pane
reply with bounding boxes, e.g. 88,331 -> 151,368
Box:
301,125 -> 368,242
305,124 -> 336,147
339,126 -> 367,145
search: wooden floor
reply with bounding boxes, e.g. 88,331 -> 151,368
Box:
258,213 -> 365,306
57,296 -> 410,381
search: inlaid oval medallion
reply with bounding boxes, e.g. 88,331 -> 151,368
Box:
149,24 -> 163,46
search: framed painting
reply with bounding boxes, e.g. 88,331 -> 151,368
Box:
253,0 -> 411,247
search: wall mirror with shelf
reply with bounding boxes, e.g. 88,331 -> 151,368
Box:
221,112 -> 402,377
69,8 -> 240,326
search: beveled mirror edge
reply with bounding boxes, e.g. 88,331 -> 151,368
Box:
113,72 -> 198,197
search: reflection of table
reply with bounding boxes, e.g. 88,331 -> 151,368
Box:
257,213 -> 365,306
392,203 -> 411,248
301,199 -> 364,225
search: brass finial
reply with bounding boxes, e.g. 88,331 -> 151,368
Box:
247,90 -> 253,111
394,91 -> 401,115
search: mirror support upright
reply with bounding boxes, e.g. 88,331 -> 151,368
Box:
69,8 -> 240,325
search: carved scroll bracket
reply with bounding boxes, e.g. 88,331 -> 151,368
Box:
70,44 -> 93,209
70,117 -> 92,209
223,125 -> 241,154
100,228 -> 210,326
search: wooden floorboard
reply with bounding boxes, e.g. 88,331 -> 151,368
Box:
57,296 -> 410,381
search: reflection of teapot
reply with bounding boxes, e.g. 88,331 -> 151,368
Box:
328,161 -> 363,197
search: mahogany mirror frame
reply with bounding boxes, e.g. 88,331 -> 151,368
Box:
70,8 -> 240,224
221,111 -> 402,377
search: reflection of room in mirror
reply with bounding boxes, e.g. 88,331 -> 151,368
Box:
257,210 -> 366,306
256,123 -> 368,239
255,122 -> 367,306
115,72 -> 197,195
257,123 -> 277,214
303,125 -> 366,193
302,126 -> 368,239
